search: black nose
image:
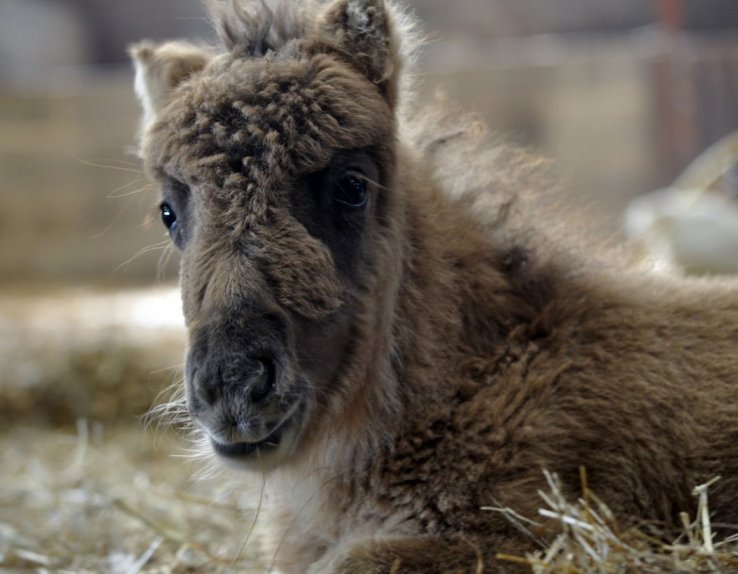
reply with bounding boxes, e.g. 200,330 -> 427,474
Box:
185,303 -> 288,413
188,351 -> 277,410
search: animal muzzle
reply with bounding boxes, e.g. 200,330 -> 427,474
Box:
184,304 -> 302,466
189,353 -> 277,410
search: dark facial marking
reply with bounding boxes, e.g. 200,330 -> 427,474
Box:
289,148 -> 379,279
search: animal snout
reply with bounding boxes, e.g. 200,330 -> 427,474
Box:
221,354 -> 276,404
187,348 -> 279,411
185,307 -> 290,418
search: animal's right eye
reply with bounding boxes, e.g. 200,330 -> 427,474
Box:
160,202 -> 178,234
334,174 -> 368,209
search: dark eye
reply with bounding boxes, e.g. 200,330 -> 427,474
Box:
160,202 -> 178,234
334,174 -> 368,208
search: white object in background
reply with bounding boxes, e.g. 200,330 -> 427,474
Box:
624,131 -> 738,275
625,187 -> 738,275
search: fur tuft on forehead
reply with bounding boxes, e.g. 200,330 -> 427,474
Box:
205,0 -> 313,57
130,1 -> 421,155
145,54 -> 394,196
205,0 -> 421,109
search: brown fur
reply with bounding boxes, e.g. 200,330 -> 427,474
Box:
131,1 -> 738,572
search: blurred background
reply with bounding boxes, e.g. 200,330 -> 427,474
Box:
1,0 -> 737,571
2,0 -> 738,288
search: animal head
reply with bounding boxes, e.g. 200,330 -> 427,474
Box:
132,0 -> 414,470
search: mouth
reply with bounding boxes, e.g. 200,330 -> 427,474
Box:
208,407 -> 298,466
210,420 -> 287,459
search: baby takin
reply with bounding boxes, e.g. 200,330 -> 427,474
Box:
131,0 -> 738,572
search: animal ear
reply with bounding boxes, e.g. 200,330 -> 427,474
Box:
317,0 -> 402,105
128,40 -> 213,130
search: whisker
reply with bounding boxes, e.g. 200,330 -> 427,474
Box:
231,472 -> 267,567
148,363 -> 185,376
90,184 -> 153,240
156,243 -> 178,284
87,157 -> 142,168
69,151 -> 145,174
107,180 -> 152,200
113,239 -> 171,274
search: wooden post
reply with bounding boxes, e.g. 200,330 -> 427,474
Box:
656,0 -> 683,32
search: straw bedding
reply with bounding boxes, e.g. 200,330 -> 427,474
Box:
2,291 -> 737,573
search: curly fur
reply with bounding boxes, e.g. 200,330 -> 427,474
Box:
131,1 -> 738,572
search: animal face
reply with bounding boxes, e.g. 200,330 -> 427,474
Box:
132,0 -> 406,470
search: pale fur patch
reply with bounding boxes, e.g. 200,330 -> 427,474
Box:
128,40 -> 213,136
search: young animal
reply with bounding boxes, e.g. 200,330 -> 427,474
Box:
131,1 -> 738,571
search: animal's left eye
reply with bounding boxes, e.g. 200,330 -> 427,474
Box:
334,175 -> 368,208
160,202 -> 178,234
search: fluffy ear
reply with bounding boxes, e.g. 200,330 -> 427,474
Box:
317,0 -> 404,105
128,41 -> 213,131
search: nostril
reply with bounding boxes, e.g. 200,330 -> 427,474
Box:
194,366 -> 219,408
250,357 -> 276,404
188,367 -> 215,412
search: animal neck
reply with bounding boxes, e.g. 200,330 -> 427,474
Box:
388,144 -> 555,412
